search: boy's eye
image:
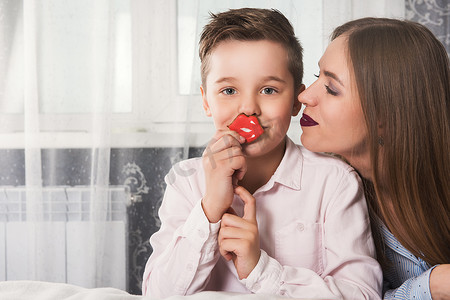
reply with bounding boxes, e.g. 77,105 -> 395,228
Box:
261,87 -> 276,95
221,88 -> 236,95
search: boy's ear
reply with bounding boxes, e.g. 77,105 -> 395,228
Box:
292,84 -> 305,116
201,85 -> 212,117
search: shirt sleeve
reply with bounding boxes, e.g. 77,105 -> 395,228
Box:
241,170 -> 383,299
141,166 -> 221,298
383,267 -> 434,300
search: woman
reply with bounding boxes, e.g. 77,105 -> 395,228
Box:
299,18 -> 449,299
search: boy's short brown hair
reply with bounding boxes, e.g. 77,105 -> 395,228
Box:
199,8 -> 303,91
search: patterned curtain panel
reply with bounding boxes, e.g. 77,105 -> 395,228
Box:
406,0 -> 450,56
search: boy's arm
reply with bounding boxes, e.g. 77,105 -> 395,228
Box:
141,162 -> 221,298
238,171 -> 383,299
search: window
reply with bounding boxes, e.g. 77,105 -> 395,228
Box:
0,0 -> 404,148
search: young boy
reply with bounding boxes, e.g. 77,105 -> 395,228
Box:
142,8 -> 381,299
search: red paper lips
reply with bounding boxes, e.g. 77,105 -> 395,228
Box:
228,114 -> 264,143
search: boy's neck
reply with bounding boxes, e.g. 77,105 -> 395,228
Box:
238,137 -> 287,194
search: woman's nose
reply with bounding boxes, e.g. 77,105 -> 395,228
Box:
298,83 -> 318,107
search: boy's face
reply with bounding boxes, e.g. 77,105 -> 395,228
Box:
201,40 -> 302,157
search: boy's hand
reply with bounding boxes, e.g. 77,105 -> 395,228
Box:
218,186 -> 261,280
202,131 -> 247,223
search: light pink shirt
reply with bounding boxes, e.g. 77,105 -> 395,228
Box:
142,138 -> 382,299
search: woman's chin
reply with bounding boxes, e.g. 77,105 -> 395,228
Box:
300,136 -> 322,152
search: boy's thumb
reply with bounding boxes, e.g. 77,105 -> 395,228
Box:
234,186 -> 257,223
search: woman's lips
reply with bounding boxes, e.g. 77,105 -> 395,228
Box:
300,113 -> 319,127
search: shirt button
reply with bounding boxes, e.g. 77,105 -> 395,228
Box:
253,283 -> 261,290
297,223 -> 305,232
280,291 -> 285,295
198,229 -> 206,238
186,264 -> 193,271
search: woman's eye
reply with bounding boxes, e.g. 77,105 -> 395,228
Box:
221,88 -> 236,95
262,87 -> 276,95
325,85 -> 339,96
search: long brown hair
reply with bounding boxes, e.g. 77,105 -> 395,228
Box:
333,18 -> 450,266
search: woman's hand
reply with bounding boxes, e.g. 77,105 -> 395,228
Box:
201,131 -> 247,223
430,264 -> 450,300
218,186 -> 261,279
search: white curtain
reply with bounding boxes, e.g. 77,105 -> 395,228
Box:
0,0 -> 405,291
1,0 -> 127,289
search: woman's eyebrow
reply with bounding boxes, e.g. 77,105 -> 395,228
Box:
323,70 -> 344,87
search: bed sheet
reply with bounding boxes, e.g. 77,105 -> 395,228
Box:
0,281 -> 311,300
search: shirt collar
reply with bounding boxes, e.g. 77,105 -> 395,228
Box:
258,137 -> 303,192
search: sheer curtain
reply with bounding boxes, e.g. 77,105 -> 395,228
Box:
1,0 -> 128,289
0,0 -> 406,292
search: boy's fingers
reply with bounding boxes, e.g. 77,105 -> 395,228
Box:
235,163 -> 247,181
219,240 -> 233,261
202,145 -> 245,176
206,145 -> 243,162
220,129 -> 246,144
219,226 -> 250,240
234,186 -> 257,223
219,238 -> 239,257
223,252 -> 234,261
205,135 -> 242,155
206,131 -> 245,153
220,213 -> 245,228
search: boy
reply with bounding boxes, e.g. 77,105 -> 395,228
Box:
142,8 -> 381,299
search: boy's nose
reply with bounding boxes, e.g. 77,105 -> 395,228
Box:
239,96 -> 261,116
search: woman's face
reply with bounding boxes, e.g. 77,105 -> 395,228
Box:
298,36 -> 369,160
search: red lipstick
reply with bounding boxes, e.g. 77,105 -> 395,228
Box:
300,113 -> 318,127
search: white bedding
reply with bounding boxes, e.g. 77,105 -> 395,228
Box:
0,281 -> 305,300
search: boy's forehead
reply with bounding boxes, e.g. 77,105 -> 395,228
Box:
208,40 -> 289,69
